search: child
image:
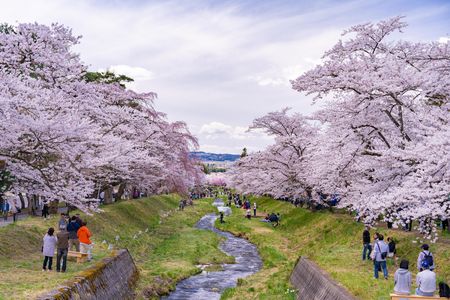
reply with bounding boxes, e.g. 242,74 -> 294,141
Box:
42,227 -> 57,271
246,209 -> 251,219
394,259 -> 411,295
387,237 -> 397,265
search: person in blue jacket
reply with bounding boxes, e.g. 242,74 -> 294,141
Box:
2,200 -> 10,221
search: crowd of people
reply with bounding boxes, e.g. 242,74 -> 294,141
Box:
362,227 -> 449,297
41,213 -> 92,272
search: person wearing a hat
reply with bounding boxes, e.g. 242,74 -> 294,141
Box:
417,244 -> 435,272
416,259 -> 436,296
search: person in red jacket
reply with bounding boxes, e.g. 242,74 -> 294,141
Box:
77,221 -> 92,261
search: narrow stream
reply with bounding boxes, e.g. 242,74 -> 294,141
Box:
162,200 -> 263,300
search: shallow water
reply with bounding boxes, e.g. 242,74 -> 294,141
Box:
163,200 -> 262,300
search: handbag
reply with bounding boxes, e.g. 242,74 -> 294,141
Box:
377,242 -> 388,260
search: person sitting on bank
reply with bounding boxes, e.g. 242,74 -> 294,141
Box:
394,259 -> 411,295
416,260 -> 436,296
268,213 -> 279,226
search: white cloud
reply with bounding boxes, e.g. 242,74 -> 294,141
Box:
199,122 -> 250,140
199,122 -> 232,136
197,122 -> 274,153
0,0 -> 448,153
107,65 -> 154,81
439,37 -> 450,43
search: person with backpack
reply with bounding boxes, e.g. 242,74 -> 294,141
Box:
372,234 -> 389,279
394,259 -> 411,295
362,226 -> 372,260
416,260 -> 436,296
417,244 -> 435,272
67,216 -> 81,251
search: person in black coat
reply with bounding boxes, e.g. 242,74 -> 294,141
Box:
362,226 -> 372,260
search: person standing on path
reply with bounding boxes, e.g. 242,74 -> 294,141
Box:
67,216 -> 80,251
78,221 -> 92,261
56,228 -> 69,272
362,226 -> 372,260
2,200 -> 9,221
11,203 -> 18,222
42,227 -> 57,271
42,201 -> 49,219
253,203 -> 257,217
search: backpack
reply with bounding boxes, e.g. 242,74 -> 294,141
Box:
439,282 -> 450,298
421,251 -> 434,269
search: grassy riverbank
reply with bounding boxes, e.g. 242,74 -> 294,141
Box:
216,196 -> 450,300
0,195 -> 232,299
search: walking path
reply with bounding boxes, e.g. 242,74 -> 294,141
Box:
0,206 -> 68,227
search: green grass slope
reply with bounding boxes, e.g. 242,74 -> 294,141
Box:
217,196 -> 450,300
0,195 -> 233,299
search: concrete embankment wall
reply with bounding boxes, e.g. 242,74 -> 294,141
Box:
37,249 -> 138,300
290,256 -> 356,300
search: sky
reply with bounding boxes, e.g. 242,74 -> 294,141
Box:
1,0 -> 449,154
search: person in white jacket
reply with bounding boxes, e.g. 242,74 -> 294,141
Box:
416,260 -> 436,296
42,227 -> 57,271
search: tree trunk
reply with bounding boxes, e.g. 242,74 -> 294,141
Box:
18,193 -> 26,210
104,186 -> 113,204
115,183 -> 126,202
27,194 -> 39,216
49,200 -> 59,214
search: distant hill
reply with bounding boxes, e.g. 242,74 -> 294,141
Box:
190,151 -> 240,162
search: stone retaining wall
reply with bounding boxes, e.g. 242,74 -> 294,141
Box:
290,256 -> 356,300
37,249 -> 138,300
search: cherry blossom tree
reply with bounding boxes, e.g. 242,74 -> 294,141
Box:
0,23 -> 203,212
231,17 -> 449,238
230,108 -> 318,200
